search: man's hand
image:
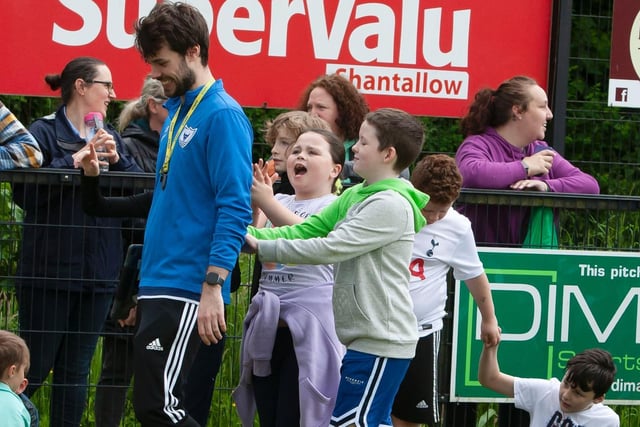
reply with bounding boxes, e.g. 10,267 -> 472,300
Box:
117,306 -> 137,328
197,281 -> 226,345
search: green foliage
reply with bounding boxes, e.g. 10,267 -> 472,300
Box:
1,96 -> 58,127
243,106 -> 286,162
421,116 -> 462,155
615,405 -> 640,425
0,183 -> 22,286
477,404 -> 498,427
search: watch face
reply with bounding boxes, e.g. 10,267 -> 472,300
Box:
206,272 -> 223,286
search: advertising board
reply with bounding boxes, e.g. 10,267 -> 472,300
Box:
1,1 -> 552,117
608,0 -> 640,108
451,248 -> 640,404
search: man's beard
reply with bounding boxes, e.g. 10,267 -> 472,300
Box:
167,59 -> 197,97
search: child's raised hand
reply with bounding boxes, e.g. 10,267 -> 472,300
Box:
256,158 -> 279,184
252,159 -> 277,208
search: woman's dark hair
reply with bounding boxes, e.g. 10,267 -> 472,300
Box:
297,74 -> 369,141
135,2 -> 210,66
460,75 -> 538,137
44,57 -> 105,105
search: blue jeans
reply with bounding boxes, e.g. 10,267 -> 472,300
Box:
17,286 -> 112,427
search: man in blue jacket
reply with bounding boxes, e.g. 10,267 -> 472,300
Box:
132,3 -> 253,426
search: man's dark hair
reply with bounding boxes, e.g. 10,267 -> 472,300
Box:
135,2 -> 210,66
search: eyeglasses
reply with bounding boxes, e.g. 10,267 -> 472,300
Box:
86,80 -> 115,92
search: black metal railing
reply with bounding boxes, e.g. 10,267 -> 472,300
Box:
1,169 -> 639,426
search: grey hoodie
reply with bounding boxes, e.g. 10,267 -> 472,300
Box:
251,178 -> 429,358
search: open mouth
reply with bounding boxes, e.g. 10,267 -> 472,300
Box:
293,164 -> 307,176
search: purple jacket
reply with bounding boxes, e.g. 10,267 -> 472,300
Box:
233,285 -> 344,427
455,127 -> 599,245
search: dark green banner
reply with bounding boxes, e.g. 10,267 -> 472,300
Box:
451,248 -> 640,404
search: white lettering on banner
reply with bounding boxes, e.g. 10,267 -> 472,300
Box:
476,284 -> 542,342
52,0 -> 470,68
268,0 -> 306,57
422,8 -> 470,67
306,2 -> 470,65
53,0 -> 103,47
561,285 -> 640,343
53,0 -> 213,49
328,64 -> 468,99
611,379 -> 640,393
482,284 -> 640,344
218,0 -> 265,56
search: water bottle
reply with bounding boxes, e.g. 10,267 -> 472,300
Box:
84,112 -> 109,172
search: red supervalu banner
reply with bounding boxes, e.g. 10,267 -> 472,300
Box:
1,0 -> 552,117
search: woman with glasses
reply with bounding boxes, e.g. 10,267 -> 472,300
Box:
13,56 -> 141,427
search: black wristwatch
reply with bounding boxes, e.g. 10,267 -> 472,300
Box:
205,271 -> 225,287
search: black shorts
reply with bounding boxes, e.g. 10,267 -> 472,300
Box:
392,330 -> 441,425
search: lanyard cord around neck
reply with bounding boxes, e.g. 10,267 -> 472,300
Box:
161,79 -> 215,175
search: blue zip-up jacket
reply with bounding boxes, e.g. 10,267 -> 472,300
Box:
138,80 -> 253,304
15,105 -> 142,292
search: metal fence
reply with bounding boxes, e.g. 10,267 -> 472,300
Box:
3,1 -> 640,426
2,169 -> 640,426
442,189 -> 640,427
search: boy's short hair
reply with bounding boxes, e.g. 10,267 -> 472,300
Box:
135,2 -> 210,66
565,348 -> 616,398
264,111 -> 330,146
364,108 -> 424,172
411,154 -> 462,204
0,330 -> 29,375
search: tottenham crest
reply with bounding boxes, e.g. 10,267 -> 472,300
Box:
179,126 -> 197,148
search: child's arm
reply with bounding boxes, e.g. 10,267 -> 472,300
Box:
251,161 -> 302,227
465,273 -> 500,346
478,343 -> 515,397
256,195 -> 303,227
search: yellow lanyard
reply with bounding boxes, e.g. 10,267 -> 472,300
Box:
161,79 -> 215,175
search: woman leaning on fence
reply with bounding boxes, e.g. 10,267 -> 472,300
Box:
12,56 -> 141,426
454,75 -> 600,247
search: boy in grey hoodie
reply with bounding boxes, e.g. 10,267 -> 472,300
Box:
245,108 -> 428,427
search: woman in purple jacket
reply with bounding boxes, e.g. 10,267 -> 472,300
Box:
455,75 -> 599,246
